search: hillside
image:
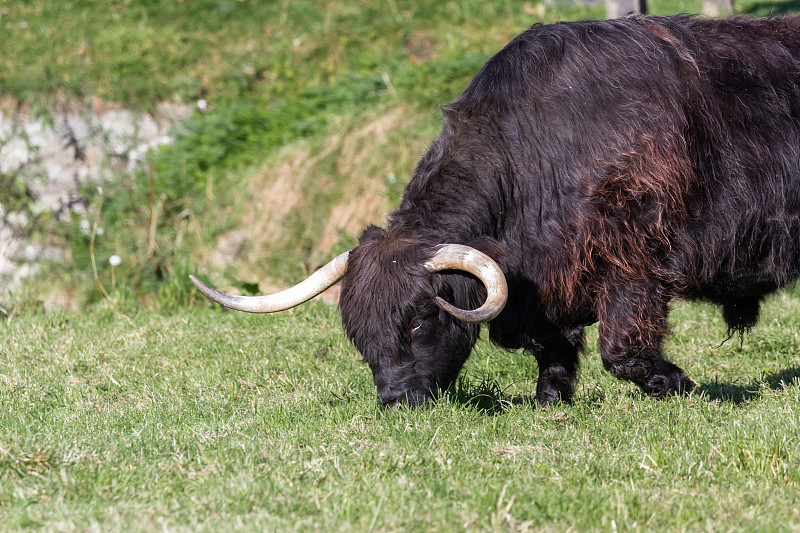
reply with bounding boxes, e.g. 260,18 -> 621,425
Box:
1,0 -> 797,309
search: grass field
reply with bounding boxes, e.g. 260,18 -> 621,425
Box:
1,295 -> 799,531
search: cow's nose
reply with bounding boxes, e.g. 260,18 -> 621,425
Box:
379,395 -> 405,410
381,399 -> 400,410
379,390 -> 433,409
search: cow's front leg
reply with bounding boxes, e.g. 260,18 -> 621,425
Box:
597,281 -> 695,398
528,325 -> 585,406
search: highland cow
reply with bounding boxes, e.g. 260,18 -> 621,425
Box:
193,15 -> 800,407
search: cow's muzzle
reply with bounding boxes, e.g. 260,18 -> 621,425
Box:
379,389 -> 434,410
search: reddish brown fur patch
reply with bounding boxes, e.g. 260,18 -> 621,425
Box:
545,129 -> 697,310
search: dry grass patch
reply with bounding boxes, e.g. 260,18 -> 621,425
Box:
220,104 -> 432,292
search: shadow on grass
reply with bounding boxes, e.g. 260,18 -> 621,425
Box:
696,364 -> 800,404
741,0 -> 800,15
447,376 -> 539,415
448,365 -> 800,413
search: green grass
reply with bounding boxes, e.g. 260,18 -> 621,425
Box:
3,0 -> 791,111
0,1 -> 589,111
1,295 -> 798,531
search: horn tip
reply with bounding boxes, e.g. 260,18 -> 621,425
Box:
189,275 -> 213,294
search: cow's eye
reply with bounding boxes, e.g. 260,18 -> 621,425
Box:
410,320 -> 423,338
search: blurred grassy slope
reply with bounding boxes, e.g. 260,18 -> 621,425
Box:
1,1 -> 561,111
2,0 -> 799,307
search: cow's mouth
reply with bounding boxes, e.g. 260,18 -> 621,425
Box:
380,389 -> 433,409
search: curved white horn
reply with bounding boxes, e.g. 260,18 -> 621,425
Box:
190,251 -> 349,313
423,244 -> 508,323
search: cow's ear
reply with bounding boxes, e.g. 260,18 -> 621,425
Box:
464,235 -> 508,272
358,225 -> 387,245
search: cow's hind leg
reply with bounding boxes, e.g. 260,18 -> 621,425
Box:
528,325 -> 585,406
597,281 -> 695,398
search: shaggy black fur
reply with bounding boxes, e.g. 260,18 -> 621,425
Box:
339,14 -> 800,407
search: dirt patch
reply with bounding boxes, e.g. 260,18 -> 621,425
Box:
230,145 -> 311,269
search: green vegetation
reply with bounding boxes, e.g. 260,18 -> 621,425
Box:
3,0 -> 800,530
1,1 -> 552,111
1,297 -> 799,530
4,0 -> 562,306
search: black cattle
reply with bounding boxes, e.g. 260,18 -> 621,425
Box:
193,14 -> 800,407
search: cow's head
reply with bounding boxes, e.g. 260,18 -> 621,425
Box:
190,228 -> 507,408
